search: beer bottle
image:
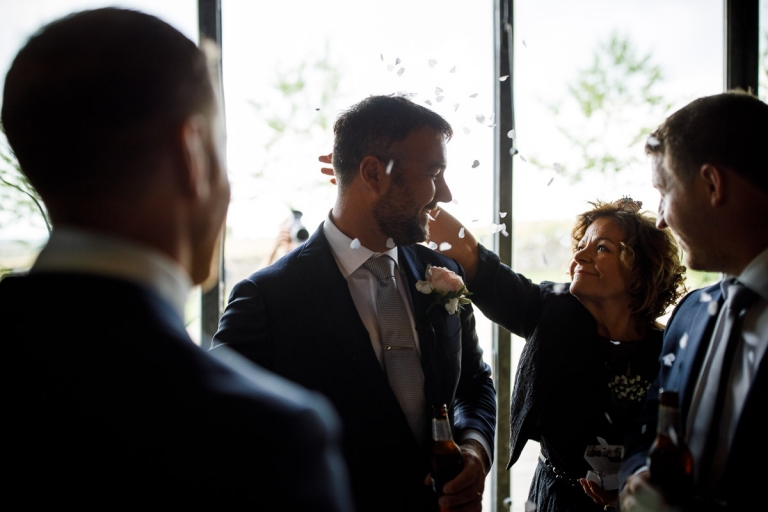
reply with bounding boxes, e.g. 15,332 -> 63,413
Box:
647,389 -> 693,509
430,404 -> 464,498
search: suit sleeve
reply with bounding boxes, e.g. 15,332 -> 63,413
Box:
210,277 -> 273,369
452,263 -> 497,463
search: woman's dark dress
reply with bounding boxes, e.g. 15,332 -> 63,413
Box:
471,245 -> 662,512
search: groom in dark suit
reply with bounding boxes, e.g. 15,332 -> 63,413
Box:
212,95 -> 496,512
619,91 -> 768,511
0,8 -> 353,510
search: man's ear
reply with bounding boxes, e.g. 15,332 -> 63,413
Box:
700,163 -> 726,207
179,115 -> 211,200
358,155 -> 388,195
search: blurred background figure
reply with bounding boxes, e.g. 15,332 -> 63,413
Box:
260,208 -> 309,268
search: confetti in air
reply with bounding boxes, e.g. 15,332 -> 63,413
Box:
395,57 -> 401,65
386,160 -> 394,175
524,501 -> 537,512
699,291 -> 712,302
647,135 -> 660,147
428,241 -> 438,250
487,123 -> 497,128
663,353 -> 676,366
489,113 -> 495,121
397,67 -> 405,76
451,198 -> 459,205
679,332 -> 688,349
453,103 -> 460,112
499,212 -> 507,218
749,350 -> 755,365
425,100 -> 432,106
509,147 -> 518,156
507,129 -> 516,139
520,155 -> 527,162
350,238 -> 361,249
427,213 -> 436,221
469,93 -> 478,98
315,108 -> 320,111
547,178 -> 554,186
386,238 -> 395,249
641,424 -> 647,434
708,301 -> 719,316
380,54 -> 384,61
523,40 -> 527,47
463,127 -> 471,134
605,412 -> 613,424
472,160 -> 480,168
475,114 -> 485,124
553,283 -> 567,295
542,253 -> 548,265
428,59 -> 437,68
436,96 -> 444,102
553,162 -> 562,172
435,87 -> 443,95
439,242 -> 452,251
458,227 -> 465,239
499,75 -> 509,81
433,209 -> 441,218
450,66 -> 456,73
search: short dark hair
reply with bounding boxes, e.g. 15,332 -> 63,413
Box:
1,8 -> 215,200
644,90 -> 768,194
331,95 -> 453,188
572,198 -> 687,329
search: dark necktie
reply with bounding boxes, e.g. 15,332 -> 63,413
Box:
363,255 -> 427,442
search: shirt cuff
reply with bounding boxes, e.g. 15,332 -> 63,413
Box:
458,429 -> 494,466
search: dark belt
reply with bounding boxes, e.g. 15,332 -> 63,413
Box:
539,453 -> 581,488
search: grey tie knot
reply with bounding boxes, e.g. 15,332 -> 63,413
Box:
363,256 -> 396,283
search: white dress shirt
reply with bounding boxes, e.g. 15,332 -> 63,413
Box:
687,247 -> 768,493
31,227 -> 192,320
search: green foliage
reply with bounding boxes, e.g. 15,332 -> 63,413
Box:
530,33 -> 674,182
0,122 -> 51,234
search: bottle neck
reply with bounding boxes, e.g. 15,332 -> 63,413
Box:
657,403 -> 682,443
432,417 -> 454,441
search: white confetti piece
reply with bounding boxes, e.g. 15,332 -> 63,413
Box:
435,87 -> 443,95
489,113 -> 495,121
425,100 -> 432,106
451,198 -> 459,204
428,59 -> 437,67
605,412 -> 613,424
475,114 -> 485,124
507,129 -> 516,139
427,213 -> 436,221
708,301 -> 719,316
609,340 -> 621,345
453,103 -> 459,112
641,424 -> 647,434
439,242 -> 452,251
647,135 -> 660,147
490,223 -> 506,234
380,54 -> 384,61
553,283 -> 567,294
469,93 -> 478,98
499,75 -> 509,81
525,501 -> 537,512
471,160 -> 480,168
522,40 -> 527,48
395,57 -> 401,65
462,127 -> 471,135
397,67 -> 405,76
520,155 -> 527,162
449,66 -> 456,73
509,147 -> 517,156
553,162 -> 562,172
663,353 -> 676,366
679,332 -> 688,349
350,238 -> 361,249
499,212 -> 507,218
547,177 -> 554,186
487,123 -> 497,128
699,291 -> 712,302
542,253 -> 548,265
386,238 -> 395,249
435,96 -> 444,102
433,209 -> 441,218
458,227 -> 465,239
315,108 -> 320,111
428,241 -> 438,250
748,350 -> 755,365
385,159 -> 394,175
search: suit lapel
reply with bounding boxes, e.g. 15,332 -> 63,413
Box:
298,228 -> 403,414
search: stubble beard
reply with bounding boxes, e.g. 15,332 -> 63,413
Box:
372,188 -> 429,247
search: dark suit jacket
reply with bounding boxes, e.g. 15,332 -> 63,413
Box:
1,272 -> 354,511
620,284 -> 767,510
211,225 -> 496,512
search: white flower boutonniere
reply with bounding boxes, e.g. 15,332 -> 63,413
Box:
415,264 -> 473,317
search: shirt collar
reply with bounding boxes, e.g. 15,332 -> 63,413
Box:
322,211 -> 399,277
721,247 -> 768,302
31,227 -> 192,318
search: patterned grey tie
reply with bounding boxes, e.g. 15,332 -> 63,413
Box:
363,255 -> 427,442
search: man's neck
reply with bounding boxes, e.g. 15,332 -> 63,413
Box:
330,201 -> 390,253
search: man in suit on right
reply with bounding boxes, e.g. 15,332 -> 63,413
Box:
619,91 -> 768,511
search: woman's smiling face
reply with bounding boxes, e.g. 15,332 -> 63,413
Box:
568,216 -> 632,305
